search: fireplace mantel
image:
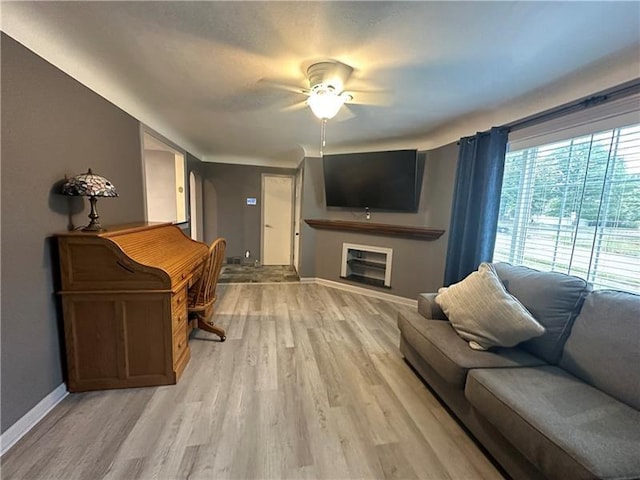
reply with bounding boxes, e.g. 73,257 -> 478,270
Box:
304,219 -> 445,241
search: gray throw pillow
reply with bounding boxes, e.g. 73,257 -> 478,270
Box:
493,262 -> 592,364
435,263 -> 545,350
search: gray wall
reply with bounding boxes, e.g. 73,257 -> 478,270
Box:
299,143 -> 459,299
1,34 -> 145,433
202,163 -> 296,261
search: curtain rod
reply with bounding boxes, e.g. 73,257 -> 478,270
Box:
504,78 -> 640,133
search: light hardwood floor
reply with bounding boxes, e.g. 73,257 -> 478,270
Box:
2,283 -> 504,480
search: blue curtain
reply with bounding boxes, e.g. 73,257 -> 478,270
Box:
443,127 -> 509,286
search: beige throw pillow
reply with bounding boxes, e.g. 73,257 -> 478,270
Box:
435,263 -> 545,350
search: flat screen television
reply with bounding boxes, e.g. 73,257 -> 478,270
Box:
323,149 -> 421,211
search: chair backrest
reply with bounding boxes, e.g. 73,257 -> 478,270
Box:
190,238 -> 227,309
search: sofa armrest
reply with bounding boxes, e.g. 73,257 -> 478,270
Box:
417,293 -> 448,321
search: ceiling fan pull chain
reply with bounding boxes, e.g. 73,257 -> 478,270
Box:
320,118 -> 327,157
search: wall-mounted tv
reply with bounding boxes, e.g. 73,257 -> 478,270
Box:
323,149 -> 421,212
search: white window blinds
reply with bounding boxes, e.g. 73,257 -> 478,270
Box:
494,117 -> 640,293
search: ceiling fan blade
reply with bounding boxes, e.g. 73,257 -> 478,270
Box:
280,100 -> 309,112
345,89 -> 393,107
335,104 -> 356,122
258,78 -> 310,95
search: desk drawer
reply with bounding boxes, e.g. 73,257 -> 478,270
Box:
172,289 -> 187,312
172,289 -> 188,332
172,307 -> 187,332
172,323 -> 188,363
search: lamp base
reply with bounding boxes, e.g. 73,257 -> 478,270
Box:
82,196 -> 104,232
82,223 -> 104,232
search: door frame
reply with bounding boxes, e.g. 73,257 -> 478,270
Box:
189,171 -> 199,241
293,166 -> 304,272
140,126 -> 188,224
261,173 -> 295,266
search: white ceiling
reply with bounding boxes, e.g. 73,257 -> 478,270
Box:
2,1 -> 639,167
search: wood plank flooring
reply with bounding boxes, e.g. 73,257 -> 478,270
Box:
1,283 -> 504,480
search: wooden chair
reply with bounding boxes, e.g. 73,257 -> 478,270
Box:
188,238 -> 227,341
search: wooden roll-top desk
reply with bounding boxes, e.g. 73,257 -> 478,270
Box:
56,222 -> 208,392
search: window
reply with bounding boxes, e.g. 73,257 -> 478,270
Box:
494,123 -> 640,293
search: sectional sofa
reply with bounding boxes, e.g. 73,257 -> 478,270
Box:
398,263 -> 640,480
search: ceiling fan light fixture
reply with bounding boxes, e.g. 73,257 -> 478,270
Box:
308,85 -> 346,120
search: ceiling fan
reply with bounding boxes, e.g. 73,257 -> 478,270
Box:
261,59 -> 386,121
304,61 -> 354,120
260,59 -> 388,155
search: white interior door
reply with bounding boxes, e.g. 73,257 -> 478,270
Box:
262,174 -> 294,265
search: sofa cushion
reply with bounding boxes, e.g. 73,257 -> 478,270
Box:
397,310 -> 545,389
493,262 -> 592,364
466,366 -> 640,480
436,263 -> 545,350
560,290 -> 640,410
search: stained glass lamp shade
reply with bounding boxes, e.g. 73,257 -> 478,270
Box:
62,169 -> 118,231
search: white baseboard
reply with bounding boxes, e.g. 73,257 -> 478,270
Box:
1,383 -> 68,457
304,277 -> 417,307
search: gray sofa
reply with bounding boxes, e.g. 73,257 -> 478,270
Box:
398,263 -> 640,480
